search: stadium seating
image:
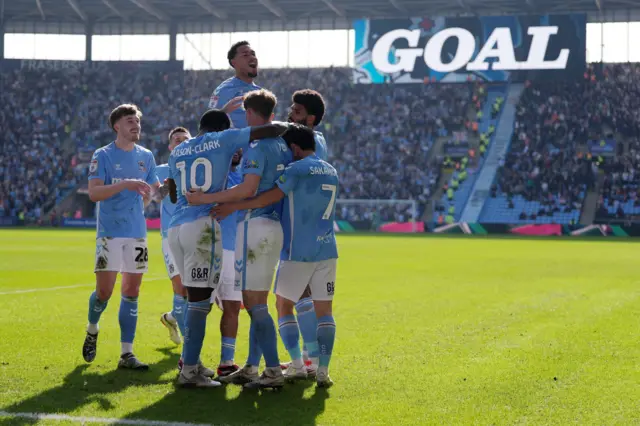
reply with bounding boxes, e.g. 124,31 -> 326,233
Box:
7,61 -> 640,226
2,63 -> 469,224
0,68 -> 83,223
478,74 -> 602,224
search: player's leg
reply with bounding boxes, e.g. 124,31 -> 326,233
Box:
216,249 -> 242,378
160,237 -> 186,346
296,286 -> 320,370
310,259 -> 337,388
274,261 -> 314,381
219,221 -> 261,385
177,217 -> 222,388
83,237 -> 121,363
229,218 -> 284,389
117,238 -> 150,370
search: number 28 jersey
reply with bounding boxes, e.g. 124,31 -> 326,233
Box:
276,155 -> 339,262
168,128 -> 250,229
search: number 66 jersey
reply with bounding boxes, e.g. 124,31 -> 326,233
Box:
167,128 -> 250,289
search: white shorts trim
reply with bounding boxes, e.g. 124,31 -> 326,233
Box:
167,216 -> 222,289
94,237 -> 148,274
235,217 -> 283,292
274,259 -> 337,302
161,238 -> 179,279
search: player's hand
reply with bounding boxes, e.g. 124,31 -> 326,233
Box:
153,180 -> 170,201
210,203 -> 235,221
186,189 -> 206,206
123,179 -> 151,196
221,96 -> 244,114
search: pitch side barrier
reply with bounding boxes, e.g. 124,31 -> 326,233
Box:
334,221 -> 640,237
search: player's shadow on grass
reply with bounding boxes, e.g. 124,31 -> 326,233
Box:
124,378 -> 330,426
0,347 -> 180,426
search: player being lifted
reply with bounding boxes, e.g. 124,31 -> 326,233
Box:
83,104 -> 160,370
187,89 -> 292,389
213,124 -> 339,388
168,109 -> 288,387
279,89 -> 329,375
207,40 -> 265,378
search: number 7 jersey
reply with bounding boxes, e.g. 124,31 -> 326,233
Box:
168,128 -> 251,229
276,155 -> 339,262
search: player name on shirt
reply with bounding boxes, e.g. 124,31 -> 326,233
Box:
172,140 -> 221,157
310,166 -> 337,176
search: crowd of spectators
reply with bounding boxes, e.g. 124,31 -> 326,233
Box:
11,62 -> 640,226
488,68 -> 619,223
0,69 -> 85,223
596,138 -> 640,219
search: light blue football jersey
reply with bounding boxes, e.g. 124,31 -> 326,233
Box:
239,137 -> 293,222
168,128 -> 251,228
220,168 -> 242,251
314,131 -> 329,161
209,77 -> 260,129
276,155 -> 339,262
89,142 -> 158,239
155,164 -> 176,239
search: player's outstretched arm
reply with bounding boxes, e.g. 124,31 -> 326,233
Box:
211,187 -> 285,220
186,175 -> 260,206
249,122 -> 289,141
88,179 -> 151,202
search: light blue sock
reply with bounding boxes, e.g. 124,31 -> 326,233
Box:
278,315 -> 302,362
183,300 -> 211,366
171,295 -> 187,337
88,291 -> 108,327
119,296 -> 138,345
296,298 -> 319,358
251,304 -> 279,368
221,336 -> 236,364
246,314 -> 263,367
317,316 -> 336,368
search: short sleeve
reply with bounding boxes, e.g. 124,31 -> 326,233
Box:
276,164 -> 300,194
146,153 -> 159,186
219,127 -> 251,152
242,146 -> 266,178
88,150 -> 107,181
209,86 -> 222,109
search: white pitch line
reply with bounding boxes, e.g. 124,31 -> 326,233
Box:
0,277 -> 165,296
0,411 -> 218,426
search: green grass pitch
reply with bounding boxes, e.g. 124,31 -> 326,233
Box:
0,229 -> 639,425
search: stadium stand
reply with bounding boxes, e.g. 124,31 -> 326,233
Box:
0,63 -> 475,224
6,59 -> 640,226
479,73 -> 605,224
0,68 -> 84,224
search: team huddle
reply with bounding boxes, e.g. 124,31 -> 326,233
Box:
81,41 -> 339,389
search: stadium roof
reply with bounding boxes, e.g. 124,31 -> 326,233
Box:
2,0 -> 640,31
